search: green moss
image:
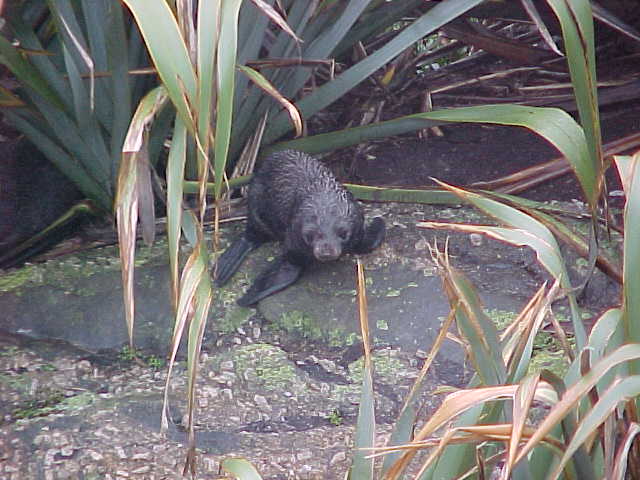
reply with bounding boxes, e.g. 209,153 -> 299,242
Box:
276,310 -> 323,341
486,308 -> 571,377
37,364 -> 57,372
528,345 -> 569,376
12,390 -> 65,419
0,239 -> 169,294
0,345 -> 19,357
486,309 -> 518,331
372,280 -> 419,299
12,391 -> 95,420
0,372 -> 31,392
270,310 -> 358,348
231,344 -> 300,391
214,304 -> 254,333
328,329 -> 358,348
327,408 -> 343,426
146,355 -> 164,369
115,346 -> 164,369
0,267 -> 33,292
59,391 -> 95,410
347,352 -> 404,384
118,345 -> 137,362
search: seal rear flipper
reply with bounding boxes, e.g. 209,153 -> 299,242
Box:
214,237 -> 260,286
352,217 -> 385,254
236,257 -> 303,307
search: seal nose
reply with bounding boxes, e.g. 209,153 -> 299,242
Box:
314,242 -> 341,262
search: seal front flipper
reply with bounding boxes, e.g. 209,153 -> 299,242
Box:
351,217 -> 385,254
215,236 -> 261,286
236,257 -> 303,307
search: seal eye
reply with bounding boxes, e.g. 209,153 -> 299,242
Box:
336,227 -> 349,241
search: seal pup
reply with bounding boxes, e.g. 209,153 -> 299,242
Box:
215,149 -> 385,306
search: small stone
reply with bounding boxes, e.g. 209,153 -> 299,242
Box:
83,464 -> 98,475
203,386 -> 219,398
56,461 -> 80,478
51,432 -> 69,447
415,238 -> 429,251
415,349 -> 428,359
44,449 -> 57,466
330,451 -> 347,465
33,433 -> 51,446
131,465 -> 151,473
87,450 -> 103,461
131,451 -> 152,461
254,395 -> 270,410
297,449 -> 313,461
115,446 -> 127,459
469,233 -> 483,246
221,389 -> 233,401
59,446 -> 74,457
201,455 -> 218,472
218,371 -> 236,383
93,428 -> 110,439
318,359 -> 337,373
76,360 -> 92,372
220,360 -> 234,371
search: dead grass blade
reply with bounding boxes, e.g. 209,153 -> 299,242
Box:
503,280 -> 566,381
117,86 -> 169,345
160,218 -> 206,432
521,0 -> 563,56
500,283 -> 547,367
350,258 -> 375,478
384,382 -> 556,478
357,259 -> 371,364
420,202 -> 585,349
115,150 -> 138,348
611,422 -> 640,480
550,375 -> 640,478
249,0 -> 302,44
502,372 -> 541,479
382,278 -> 458,475
166,117 -> 188,308
431,245 -> 507,386
134,144 -> 155,246
591,2 -> 640,43
238,65 -> 303,137
614,152 -> 640,354
184,258 -> 212,475
514,344 -> 640,466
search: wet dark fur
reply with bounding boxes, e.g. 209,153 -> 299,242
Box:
215,150 -> 385,306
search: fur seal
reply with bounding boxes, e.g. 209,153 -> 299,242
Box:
215,149 -> 385,306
